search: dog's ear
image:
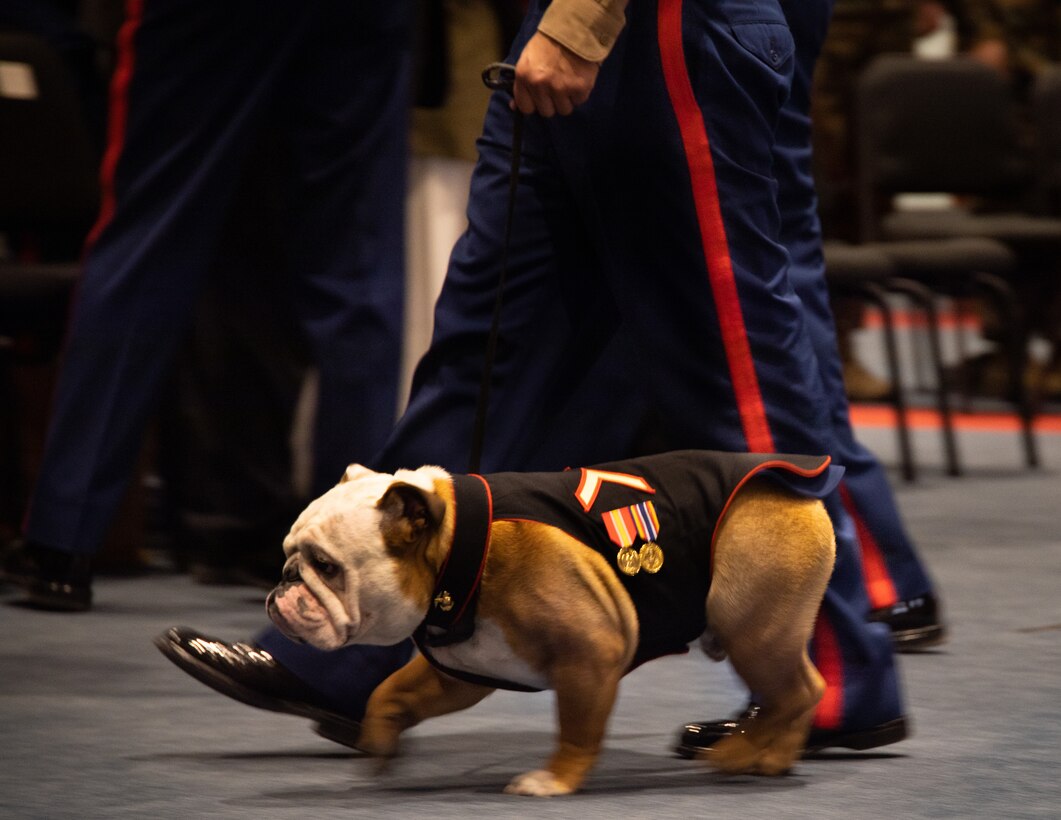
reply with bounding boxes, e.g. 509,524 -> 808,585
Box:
377,481 -> 446,549
340,464 -> 376,484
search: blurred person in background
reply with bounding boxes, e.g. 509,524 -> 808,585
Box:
952,0 -> 1061,400
2,2 -> 414,612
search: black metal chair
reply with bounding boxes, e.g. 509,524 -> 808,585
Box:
822,239 -> 1009,481
0,31 -> 97,356
852,54 -> 1047,470
1032,63 -> 1061,212
0,32 -> 99,524
1028,63 -> 1061,401
823,242 -> 920,480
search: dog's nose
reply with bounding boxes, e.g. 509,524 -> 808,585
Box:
282,561 -> 301,583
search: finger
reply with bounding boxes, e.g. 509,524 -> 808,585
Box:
554,92 -> 575,117
513,80 -> 537,115
530,85 -> 557,118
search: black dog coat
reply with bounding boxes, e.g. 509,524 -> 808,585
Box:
415,449 -> 843,690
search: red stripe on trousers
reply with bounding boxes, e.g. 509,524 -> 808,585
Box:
84,0 -> 144,253
656,0 -> 774,454
658,0 -> 849,727
812,614 -> 844,729
839,482 -> 899,610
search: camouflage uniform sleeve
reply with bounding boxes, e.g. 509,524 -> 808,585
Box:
537,0 -> 628,63
958,0 -> 1061,82
956,0 -> 1007,45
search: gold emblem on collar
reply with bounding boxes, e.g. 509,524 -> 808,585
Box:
434,591 -> 454,612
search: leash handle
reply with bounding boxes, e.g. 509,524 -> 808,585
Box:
469,64 -> 523,474
482,62 -> 516,96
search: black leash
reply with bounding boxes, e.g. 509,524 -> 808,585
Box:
468,63 -> 523,474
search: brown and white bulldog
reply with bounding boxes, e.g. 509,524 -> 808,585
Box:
266,450 -> 838,796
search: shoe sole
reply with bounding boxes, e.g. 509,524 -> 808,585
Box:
313,719 -> 364,748
3,559 -> 91,611
892,623 -> 947,652
674,716 -> 909,759
25,582 -> 91,612
804,716 -> 908,753
153,636 -> 363,749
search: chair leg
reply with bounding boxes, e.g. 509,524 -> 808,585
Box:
952,295 -> 976,413
908,307 -> 932,393
857,282 -> 916,482
0,357 -> 26,534
972,272 -> 1040,469
887,278 -> 961,477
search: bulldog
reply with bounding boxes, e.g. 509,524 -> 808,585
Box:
266,449 -> 840,796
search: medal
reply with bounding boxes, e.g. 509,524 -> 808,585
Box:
603,499 -> 663,577
639,541 -> 664,573
617,546 -> 641,575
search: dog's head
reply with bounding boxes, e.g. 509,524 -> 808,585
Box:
265,464 -> 451,650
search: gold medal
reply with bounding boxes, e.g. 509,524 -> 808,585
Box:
617,546 -> 641,575
639,542 -> 664,573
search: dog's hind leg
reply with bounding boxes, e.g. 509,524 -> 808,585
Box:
702,481 -> 835,776
711,648 -> 824,775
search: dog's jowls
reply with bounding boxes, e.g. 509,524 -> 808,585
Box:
266,460 -> 836,796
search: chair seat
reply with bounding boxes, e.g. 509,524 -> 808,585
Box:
883,209 -> 1061,245
823,242 -> 896,282
870,237 -> 1016,278
0,262 -> 79,360
0,262 -> 79,323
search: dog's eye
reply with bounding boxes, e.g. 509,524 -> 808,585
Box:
311,554 -> 339,579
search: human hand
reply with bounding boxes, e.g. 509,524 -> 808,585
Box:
968,38 -> 1009,76
513,32 -> 600,117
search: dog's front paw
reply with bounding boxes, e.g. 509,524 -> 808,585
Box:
371,754 -> 398,777
503,769 -> 575,797
356,718 -> 402,759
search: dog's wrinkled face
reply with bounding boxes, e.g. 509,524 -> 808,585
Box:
266,464 -> 448,651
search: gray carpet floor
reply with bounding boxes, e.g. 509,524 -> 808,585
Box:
2,422 -> 1059,820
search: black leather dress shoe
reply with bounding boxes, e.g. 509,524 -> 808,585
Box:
674,704 -> 909,759
869,593 -> 946,651
1,540 -> 92,611
154,626 -> 363,748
